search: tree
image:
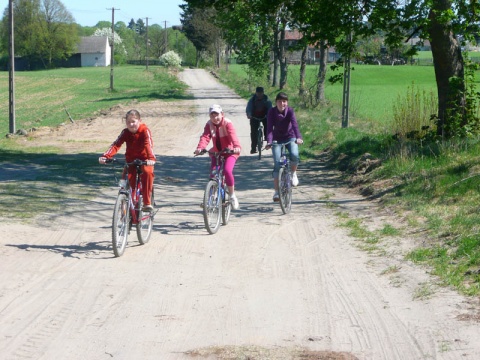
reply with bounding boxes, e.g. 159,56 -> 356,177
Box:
127,19 -> 136,31
291,0 -> 478,137
145,24 -> 165,58
136,18 -> 146,35
37,0 -> 78,66
182,0 -> 284,85
0,0 -> 78,68
180,4 -> 222,67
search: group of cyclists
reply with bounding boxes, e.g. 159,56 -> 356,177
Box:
98,88 -> 303,211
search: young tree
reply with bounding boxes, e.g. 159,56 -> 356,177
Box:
0,0 -> 78,67
38,0 -> 78,66
180,4 -> 222,67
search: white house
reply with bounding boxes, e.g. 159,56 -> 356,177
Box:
76,36 -> 111,67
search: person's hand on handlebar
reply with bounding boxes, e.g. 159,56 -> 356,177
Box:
194,148 -> 205,155
146,160 -> 156,166
265,144 -> 272,150
233,147 -> 241,154
296,139 -> 304,145
99,156 -> 108,164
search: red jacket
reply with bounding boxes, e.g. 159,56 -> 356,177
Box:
196,117 -> 241,159
103,123 -> 156,162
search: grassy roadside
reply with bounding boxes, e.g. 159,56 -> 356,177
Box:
215,64 -> 480,296
0,65 -> 189,220
0,65 -> 190,135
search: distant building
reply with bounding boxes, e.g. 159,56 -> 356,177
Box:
283,29 -> 339,64
76,36 -> 111,67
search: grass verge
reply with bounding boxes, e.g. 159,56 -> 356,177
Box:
0,65 -> 190,136
215,64 -> 480,296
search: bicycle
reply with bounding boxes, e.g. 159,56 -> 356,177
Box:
196,149 -> 234,234
273,141 -> 293,214
106,158 -> 156,257
251,116 -> 266,160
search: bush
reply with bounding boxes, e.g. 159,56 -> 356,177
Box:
159,51 -> 182,68
392,82 -> 437,139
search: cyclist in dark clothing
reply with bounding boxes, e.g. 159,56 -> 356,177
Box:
245,87 -> 272,154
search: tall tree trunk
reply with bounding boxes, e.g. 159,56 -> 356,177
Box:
316,40 -> 328,103
428,0 -> 465,137
279,27 -> 288,89
299,45 -> 307,96
196,49 -> 201,68
272,31 -> 279,87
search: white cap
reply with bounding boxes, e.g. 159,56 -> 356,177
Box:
209,104 -> 222,114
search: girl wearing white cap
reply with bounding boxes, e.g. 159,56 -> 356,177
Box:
194,104 -> 242,209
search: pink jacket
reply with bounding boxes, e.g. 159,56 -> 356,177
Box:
196,117 -> 241,159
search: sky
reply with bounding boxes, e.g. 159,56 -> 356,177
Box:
1,0 -> 186,28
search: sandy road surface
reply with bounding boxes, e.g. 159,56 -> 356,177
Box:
1,69 -> 480,360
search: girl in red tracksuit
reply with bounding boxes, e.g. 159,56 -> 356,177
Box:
194,104 -> 241,210
99,109 -> 156,211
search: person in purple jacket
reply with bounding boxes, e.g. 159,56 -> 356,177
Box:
265,92 -> 303,202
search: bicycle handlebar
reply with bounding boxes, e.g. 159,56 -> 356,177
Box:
251,116 -> 266,121
104,158 -> 152,166
194,148 -> 235,156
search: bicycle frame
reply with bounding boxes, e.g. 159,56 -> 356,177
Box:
119,163 -> 144,225
252,116 -> 266,158
273,141 -> 293,214
108,158 -> 155,257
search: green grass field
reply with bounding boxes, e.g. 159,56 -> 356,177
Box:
0,65 -> 190,135
227,62 -> 438,128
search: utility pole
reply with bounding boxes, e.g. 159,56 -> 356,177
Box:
164,21 -> 168,53
145,17 -> 150,70
107,7 -> 119,91
8,0 -> 15,134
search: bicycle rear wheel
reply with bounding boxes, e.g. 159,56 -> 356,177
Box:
136,193 -> 153,244
278,167 -> 292,214
203,180 -> 221,234
112,193 -> 130,257
222,189 -> 232,225
257,127 -> 263,160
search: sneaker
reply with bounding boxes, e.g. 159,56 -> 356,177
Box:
292,172 -> 299,187
142,204 -> 154,212
250,149 -> 257,154
230,194 -> 239,210
273,191 -> 280,202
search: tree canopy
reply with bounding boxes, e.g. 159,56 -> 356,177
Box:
181,0 -> 480,137
0,0 -> 78,68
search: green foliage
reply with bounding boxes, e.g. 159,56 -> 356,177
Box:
392,82 -> 438,139
0,0 -> 79,67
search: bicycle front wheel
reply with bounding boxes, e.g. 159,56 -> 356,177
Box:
222,189 -> 232,225
278,167 -> 292,214
257,127 -> 263,159
112,193 -> 130,257
203,180 -> 221,234
136,193 -> 153,245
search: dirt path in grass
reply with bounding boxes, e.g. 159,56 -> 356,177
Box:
1,68 -> 479,360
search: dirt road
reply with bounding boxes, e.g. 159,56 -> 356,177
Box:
1,69 -> 479,360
